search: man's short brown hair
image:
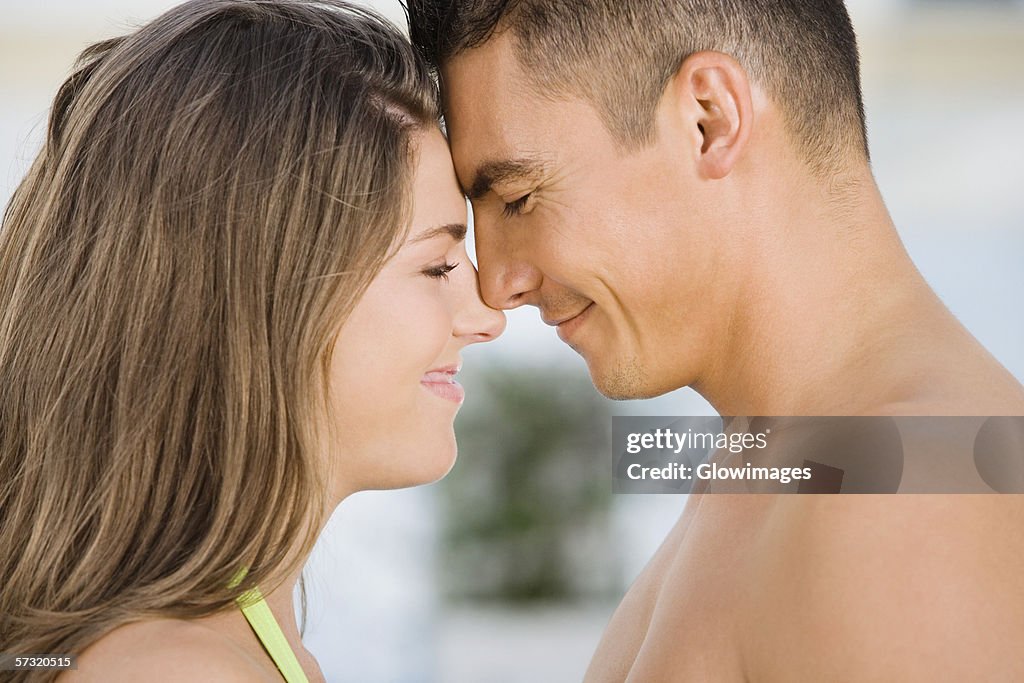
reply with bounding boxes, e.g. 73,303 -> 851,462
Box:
406,0 -> 868,174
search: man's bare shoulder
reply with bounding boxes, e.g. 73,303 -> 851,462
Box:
584,496 -> 699,682
745,495 -> 1024,680
59,617 -> 276,682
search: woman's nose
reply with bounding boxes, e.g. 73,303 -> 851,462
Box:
454,263 -> 507,344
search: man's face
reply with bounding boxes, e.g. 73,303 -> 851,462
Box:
443,33 -> 736,399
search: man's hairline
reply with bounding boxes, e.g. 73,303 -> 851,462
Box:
435,19 -> 869,181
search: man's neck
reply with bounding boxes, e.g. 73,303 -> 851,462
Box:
696,170 -> 1024,417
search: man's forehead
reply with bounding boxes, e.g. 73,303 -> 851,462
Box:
440,29 -> 524,96
439,35 -> 551,190
440,33 -> 534,136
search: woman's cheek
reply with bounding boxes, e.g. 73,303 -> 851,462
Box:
405,287 -> 456,363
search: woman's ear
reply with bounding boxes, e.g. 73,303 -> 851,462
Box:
669,51 -> 755,180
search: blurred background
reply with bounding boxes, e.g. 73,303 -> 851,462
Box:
2,0 -> 1023,680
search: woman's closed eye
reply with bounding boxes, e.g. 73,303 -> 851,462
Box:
423,261 -> 459,282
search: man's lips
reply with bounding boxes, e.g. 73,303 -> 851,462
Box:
542,304 -> 594,328
551,303 -> 594,343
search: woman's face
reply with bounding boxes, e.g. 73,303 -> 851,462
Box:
326,128 -> 505,496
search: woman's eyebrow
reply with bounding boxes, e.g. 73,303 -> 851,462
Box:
409,222 -> 467,244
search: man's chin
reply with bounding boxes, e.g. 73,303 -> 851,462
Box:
586,354 -> 670,401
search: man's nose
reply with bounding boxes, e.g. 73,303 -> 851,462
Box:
474,222 -> 542,310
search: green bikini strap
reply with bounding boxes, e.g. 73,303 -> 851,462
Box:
229,567 -> 311,683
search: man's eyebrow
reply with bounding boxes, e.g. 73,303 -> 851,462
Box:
408,222 -> 467,244
466,158 -> 547,200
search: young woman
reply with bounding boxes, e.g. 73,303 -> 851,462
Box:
0,1 -> 504,680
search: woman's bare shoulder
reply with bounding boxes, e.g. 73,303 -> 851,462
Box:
58,618 -> 277,682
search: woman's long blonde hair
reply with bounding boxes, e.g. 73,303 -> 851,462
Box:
0,0 -> 439,675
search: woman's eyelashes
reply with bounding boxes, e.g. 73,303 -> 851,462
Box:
501,192 -> 532,219
423,261 -> 460,282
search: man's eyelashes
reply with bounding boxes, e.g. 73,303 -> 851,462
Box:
501,192 -> 532,219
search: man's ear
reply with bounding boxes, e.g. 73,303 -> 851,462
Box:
669,51 -> 754,180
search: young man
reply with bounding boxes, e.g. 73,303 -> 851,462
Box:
407,1 -> 1024,679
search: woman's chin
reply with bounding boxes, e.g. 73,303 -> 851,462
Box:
328,419 -> 462,492
411,441 -> 458,486
365,439 -> 458,491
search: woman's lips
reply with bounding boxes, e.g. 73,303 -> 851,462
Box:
421,370 -> 465,404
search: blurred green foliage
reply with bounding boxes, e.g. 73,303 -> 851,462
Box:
442,363 -> 620,603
